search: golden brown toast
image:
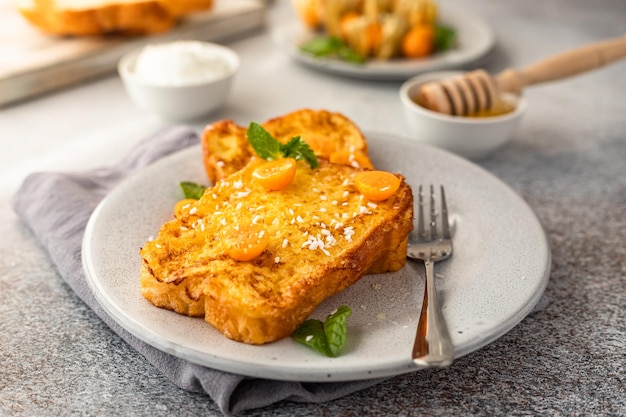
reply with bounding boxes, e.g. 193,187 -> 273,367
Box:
201,109 -> 373,184
140,265 -> 205,317
140,158 -> 413,344
17,0 -> 214,36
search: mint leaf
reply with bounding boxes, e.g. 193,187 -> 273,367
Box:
337,45 -> 366,64
246,123 -> 319,169
292,319 -> 331,356
323,306 -> 352,357
280,136 -> 319,169
180,181 -> 206,200
292,305 -> 352,357
300,36 -> 342,57
300,36 -> 366,65
247,122 -> 282,161
434,25 -> 457,52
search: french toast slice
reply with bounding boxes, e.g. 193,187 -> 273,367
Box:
140,158 -> 413,345
140,264 -> 205,317
201,109 -> 373,184
17,0 -> 214,36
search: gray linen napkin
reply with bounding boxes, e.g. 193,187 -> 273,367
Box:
10,126 -> 386,416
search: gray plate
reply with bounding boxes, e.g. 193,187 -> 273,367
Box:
271,8 -> 495,81
82,133 -> 550,382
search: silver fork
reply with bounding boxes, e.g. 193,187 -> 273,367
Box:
407,185 -> 454,368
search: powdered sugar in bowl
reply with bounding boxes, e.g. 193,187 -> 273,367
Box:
119,41 -> 240,121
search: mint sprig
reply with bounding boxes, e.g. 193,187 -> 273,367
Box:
300,36 -> 366,64
180,181 -> 207,200
280,136 -> 319,169
434,24 -> 457,52
300,36 -> 343,57
247,122 -> 319,169
292,305 -> 352,357
246,122 -> 282,161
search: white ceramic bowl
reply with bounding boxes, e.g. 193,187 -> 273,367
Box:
399,71 -> 527,159
118,41 -> 239,122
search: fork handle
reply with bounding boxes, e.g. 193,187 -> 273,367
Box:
412,260 -> 454,367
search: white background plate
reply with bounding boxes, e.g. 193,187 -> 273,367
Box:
83,134 -> 550,382
271,8 -> 495,80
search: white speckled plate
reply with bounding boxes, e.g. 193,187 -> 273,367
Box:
271,8 -> 494,80
82,133 -> 550,382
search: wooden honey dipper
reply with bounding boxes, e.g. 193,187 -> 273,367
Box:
418,34 -> 626,116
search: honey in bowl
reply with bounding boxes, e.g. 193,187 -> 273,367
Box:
465,99 -> 516,118
412,95 -> 517,118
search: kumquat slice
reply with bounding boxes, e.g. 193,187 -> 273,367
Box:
354,171 -> 401,201
329,151 -> 374,169
252,158 -> 297,191
339,11 -> 360,39
174,198 -> 198,218
402,24 -> 435,59
223,224 -> 270,262
365,21 -> 383,55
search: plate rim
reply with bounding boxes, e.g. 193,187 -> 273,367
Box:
271,7 -> 496,80
82,134 -> 550,381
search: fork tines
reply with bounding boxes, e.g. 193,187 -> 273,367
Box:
417,185 -> 450,240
